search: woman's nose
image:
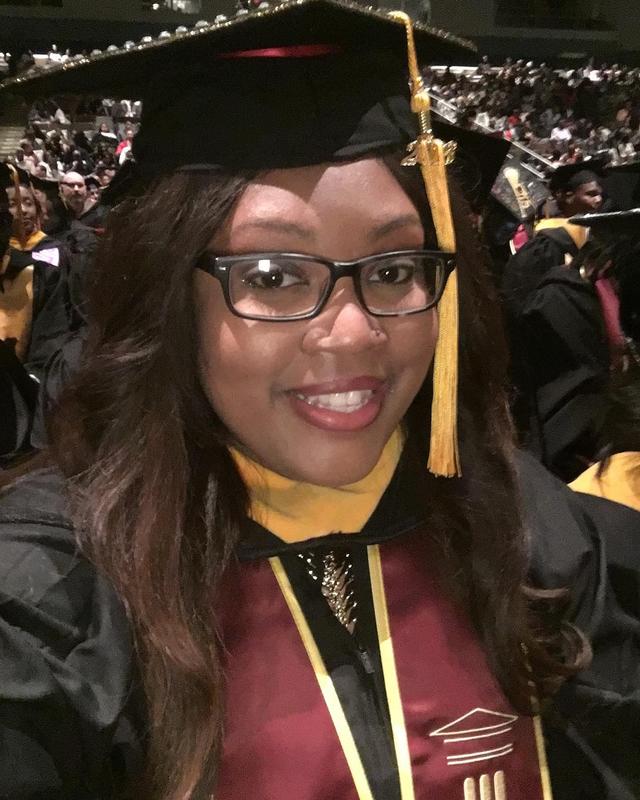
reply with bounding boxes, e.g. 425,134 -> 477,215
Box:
302,278 -> 386,353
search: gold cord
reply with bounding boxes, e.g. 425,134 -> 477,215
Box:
389,11 -> 461,477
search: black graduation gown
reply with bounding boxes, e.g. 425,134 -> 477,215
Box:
501,228 -> 581,322
0,242 -> 70,463
1,224 -> 96,456
512,267 -> 610,481
29,222 -> 96,450
519,452 -> 640,799
0,453 -> 638,799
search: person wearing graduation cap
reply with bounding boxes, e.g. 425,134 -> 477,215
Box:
0,164 -> 40,462
85,174 -> 101,207
0,163 -> 77,464
0,3 -> 636,799
509,200 -> 633,481
501,162 -> 604,320
1,166 -> 70,372
570,208 -> 640,508
500,161 -> 606,467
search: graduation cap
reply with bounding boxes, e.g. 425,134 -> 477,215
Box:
432,121 -> 512,212
1,164 -> 31,190
491,157 -> 550,222
0,162 -> 9,190
568,207 -> 640,237
570,208 -> 640,343
549,159 -> 606,193
1,0 -> 477,476
1,0 -> 473,176
602,162 -> 640,212
85,175 -> 101,190
102,119 -> 511,218
22,169 -> 60,203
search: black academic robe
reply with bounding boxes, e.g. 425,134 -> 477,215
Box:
0,242 -> 70,463
0,453 -> 637,799
501,229 -> 581,322
511,268 -> 610,481
1,225 -> 96,457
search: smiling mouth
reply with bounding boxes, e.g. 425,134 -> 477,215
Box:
294,389 -> 375,414
286,377 -> 386,432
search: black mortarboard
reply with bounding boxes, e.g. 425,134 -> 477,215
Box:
602,162 -> 640,212
0,162 -> 10,201
433,121 -> 511,211
549,159 -> 606,193
101,119 -> 511,211
26,170 -> 60,202
490,156 -> 550,222
1,0 -> 474,176
1,165 -> 32,191
0,164 -> 11,251
85,175 -> 101,190
569,208 -> 640,237
570,209 -> 640,342
1,166 -> 60,209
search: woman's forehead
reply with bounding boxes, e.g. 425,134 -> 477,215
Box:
235,158 -> 419,221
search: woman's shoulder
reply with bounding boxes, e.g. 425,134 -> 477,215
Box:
514,450 -> 627,595
0,466 -> 89,628
0,466 -> 71,528
0,467 -> 141,797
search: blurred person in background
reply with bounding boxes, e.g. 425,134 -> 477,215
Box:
58,171 -> 87,220
1,166 -> 70,462
571,209 -> 640,508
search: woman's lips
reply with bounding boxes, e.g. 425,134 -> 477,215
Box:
286,377 -> 386,432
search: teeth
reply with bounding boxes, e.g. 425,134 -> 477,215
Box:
295,389 -> 374,413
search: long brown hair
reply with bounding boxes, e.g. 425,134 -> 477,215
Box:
49,163 -> 588,800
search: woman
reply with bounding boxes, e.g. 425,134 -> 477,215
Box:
3,170 -> 70,358
0,167 -> 72,461
0,3 -> 631,799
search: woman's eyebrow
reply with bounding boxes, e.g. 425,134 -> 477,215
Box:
369,214 -> 423,241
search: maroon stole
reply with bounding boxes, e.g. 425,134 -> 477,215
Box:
216,528 -> 552,800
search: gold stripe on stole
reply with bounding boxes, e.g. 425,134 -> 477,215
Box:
526,655 -> 554,800
269,557 -> 375,800
367,545 -> 416,800
532,714 -> 554,800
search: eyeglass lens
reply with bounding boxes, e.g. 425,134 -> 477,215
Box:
227,253 -> 445,319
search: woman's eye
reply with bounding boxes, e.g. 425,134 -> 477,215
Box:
242,264 -> 306,290
368,260 -> 415,285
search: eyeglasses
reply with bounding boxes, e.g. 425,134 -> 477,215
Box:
196,250 -> 456,322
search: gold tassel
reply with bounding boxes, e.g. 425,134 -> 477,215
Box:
389,11 -> 460,477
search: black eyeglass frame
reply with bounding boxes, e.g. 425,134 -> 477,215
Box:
196,249 -> 456,322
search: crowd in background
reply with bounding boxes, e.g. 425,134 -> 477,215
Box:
426,59 -> 640,166
6,57 -> 640,203
2,55 -> 640,479
9,96 -> 140,193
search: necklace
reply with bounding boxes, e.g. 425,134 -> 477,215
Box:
298,549 -> 358,635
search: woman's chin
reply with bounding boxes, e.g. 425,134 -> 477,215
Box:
270,440 -> 388,488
